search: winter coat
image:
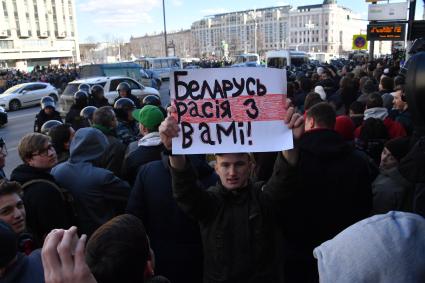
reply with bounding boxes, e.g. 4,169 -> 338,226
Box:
10,164 -> 75,247
127,154 -> 218,283
122,132 -> 164,184
51,127 -> 131,236
372,167 -> 414,214
92,124 -> 127,178
34,109 -> 62,132
280,129 -> 372,283
88,96 -> 109,108
65,104 -> 88,130
170,153 -> 294,283
0,251 -> 44,283
115,120 -> 139,145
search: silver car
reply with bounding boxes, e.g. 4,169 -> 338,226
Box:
0,82 -> 59,111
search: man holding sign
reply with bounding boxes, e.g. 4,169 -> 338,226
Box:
160,67 -> 303,283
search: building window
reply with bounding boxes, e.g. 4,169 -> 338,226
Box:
0,40 -> 13,48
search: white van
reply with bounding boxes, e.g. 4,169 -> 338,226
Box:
266,50 -> 309,69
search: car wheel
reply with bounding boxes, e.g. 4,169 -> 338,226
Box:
49,94 -> 58,102
9,100 -> 21,111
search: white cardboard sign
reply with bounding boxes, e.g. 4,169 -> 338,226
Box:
170,67 -> 293,154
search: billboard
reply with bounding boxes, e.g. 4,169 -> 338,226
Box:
368,2 -> 408,21
367,23 -> 406,41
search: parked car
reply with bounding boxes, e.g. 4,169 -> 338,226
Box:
0,82 -> 59,111
58,76 -> 160,116
0,107 -> 7,126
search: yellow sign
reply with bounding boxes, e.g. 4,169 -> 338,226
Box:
352,34 -> 368,50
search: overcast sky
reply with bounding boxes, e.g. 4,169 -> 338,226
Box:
75,0 -> 424,43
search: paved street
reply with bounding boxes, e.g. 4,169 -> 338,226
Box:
1,81 -> 170,177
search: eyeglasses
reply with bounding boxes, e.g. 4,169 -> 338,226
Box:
32,144 -> 55,157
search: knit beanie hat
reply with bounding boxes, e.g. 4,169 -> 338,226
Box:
0,220 -> 17,268
384,137 -> 410,162
335,115 -> 355,141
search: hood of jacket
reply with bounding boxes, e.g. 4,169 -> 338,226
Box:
299,128 -> 352,158
313,211 -> 425,283
10,164 -> 55,184
138,132 -> 162,147
364,107 -> 388,121
69,127 -> 108,163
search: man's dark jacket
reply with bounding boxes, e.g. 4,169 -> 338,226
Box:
127,154 -> 218,283
92,124 -> 127,178
170,153 -> 295,283
122,132 -> 164,184
280,129 -> 372,283
10,165 -> 74,247
34,110 -> 62,132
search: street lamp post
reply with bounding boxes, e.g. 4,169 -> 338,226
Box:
250,9 -> 259,54
162,0 -> 168,57
305,20 -> 315,53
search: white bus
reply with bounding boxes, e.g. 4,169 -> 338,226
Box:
266,50 -> 309,69
135,57 -> 182,80
232,53 -> 260,67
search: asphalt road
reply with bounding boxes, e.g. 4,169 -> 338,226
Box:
1,81 -> 170,178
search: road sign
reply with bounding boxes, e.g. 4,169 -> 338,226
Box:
352,34 -> 368,50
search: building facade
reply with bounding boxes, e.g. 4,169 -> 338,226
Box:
0,0 -> 80,70
129,30 -> 192,58
191,0 -> 364,57
287,1 -> 364,54
191,6 -> 291,57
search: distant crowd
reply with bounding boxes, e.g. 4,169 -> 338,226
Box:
0,66 -> 79,94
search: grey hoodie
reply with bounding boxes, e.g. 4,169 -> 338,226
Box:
313,211 -> 425,283
363,107 -> 388,121
69,127 -> 108,163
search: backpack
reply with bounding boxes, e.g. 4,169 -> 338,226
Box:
21,178 -> 78,219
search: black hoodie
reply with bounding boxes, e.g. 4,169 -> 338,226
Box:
10,164 -> 74,247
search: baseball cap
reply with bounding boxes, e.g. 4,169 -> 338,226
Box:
132,105 -> 164,131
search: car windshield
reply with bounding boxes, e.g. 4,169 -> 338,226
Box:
1,84 -> 23,95
62,82 -> 107,96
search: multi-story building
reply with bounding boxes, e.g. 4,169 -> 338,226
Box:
191,0 -> 364,57
191,6 -> 291,57
129,29 -> 192,58
287,0 -> 364,54
0,0 -> 80,70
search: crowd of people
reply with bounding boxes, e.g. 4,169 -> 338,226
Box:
0,48 -> 425,283
0,66 -> 79,94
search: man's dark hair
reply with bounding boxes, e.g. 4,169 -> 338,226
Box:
0,180 -> 22,197
299,77 -> 313,93
380,76 -> 394,92
93,106 -> 116,129
304,92 -> 323,112
49,124 -> 72,154
306,102 -> 336,129
350,101 -> 365,115
361,80 -> 377,95
394,75 -> 405,87
86,214 -> 150,283
366,92 -> 384,109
